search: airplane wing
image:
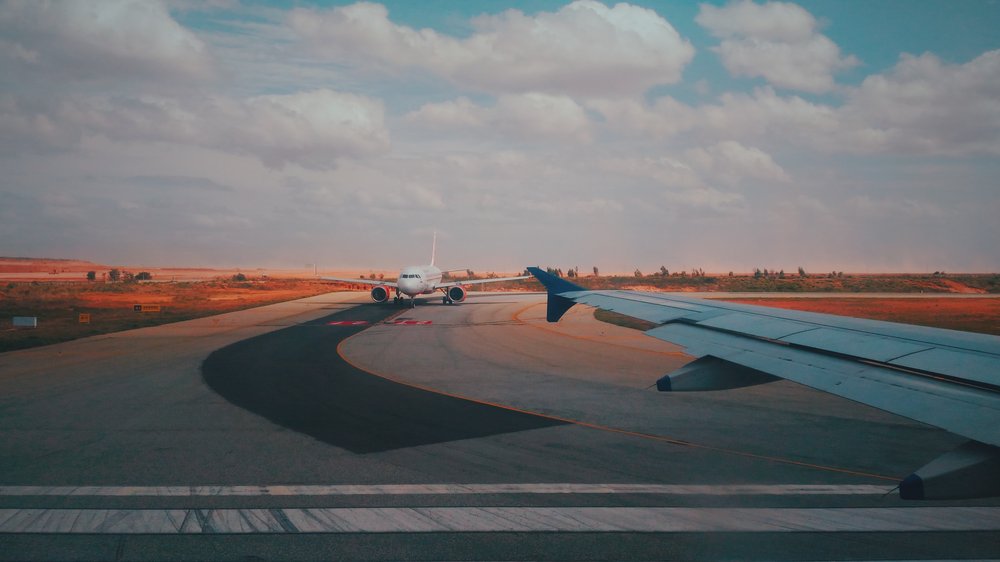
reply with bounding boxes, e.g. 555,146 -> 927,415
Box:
435,275 -> 529,289
322,276 -> 398,288
526,267 -> 1000,500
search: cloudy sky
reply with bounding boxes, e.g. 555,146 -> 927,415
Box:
1,1 -> 998,273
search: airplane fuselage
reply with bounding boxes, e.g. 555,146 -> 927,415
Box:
396,265 -> 443,298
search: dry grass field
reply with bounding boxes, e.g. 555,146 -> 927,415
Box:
0,278 -> 335,353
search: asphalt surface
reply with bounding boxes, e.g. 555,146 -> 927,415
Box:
203,304 -> 565,453
1,291 -> 998,561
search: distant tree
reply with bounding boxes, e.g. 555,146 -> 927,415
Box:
556,268 -> 564,277
798,266 -> 807,278
135,271 -> 152,281
108,269 -> 121,282
660,265 -> 668,276
466,269 -> 475,278
232,273 -> 247,281
728,271 -> 734,277
634,268 -> 643,278
378,273 -> 384,280
566,268 -> 575,278
574,266 -> 580,277
778,270 -> 785,279
753,268 -> 762,279
521,269 -> 530,277
592,266 -> 599,277
86,271 -> 96,281
122,271 -> 136,283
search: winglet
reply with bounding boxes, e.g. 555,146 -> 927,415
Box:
527,267 -> 583,322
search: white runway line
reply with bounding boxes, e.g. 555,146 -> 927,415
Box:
2,507 -> 999,534
0,483 -> 891,497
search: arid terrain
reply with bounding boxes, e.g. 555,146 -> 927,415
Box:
0,277 -> 337,352
2,258 -> 998,352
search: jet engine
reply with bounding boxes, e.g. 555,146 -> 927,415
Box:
446,285 -> 467,303
370,286 -> 390,303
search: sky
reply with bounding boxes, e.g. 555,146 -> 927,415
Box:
1,0 -> 998,274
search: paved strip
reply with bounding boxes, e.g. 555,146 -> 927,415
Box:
326,320 -> 370,326
2,507 -> 999,534
0,484 -> 890,497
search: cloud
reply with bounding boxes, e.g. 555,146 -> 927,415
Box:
684,141 -> 791,186
590,47 -> 1000,158
407,93 -> 593,142
841,50 -> 1000,155
0,0 -> 213,88
290,1 -> 694,96
0,90 -> 389,168
696,0 -> 858,93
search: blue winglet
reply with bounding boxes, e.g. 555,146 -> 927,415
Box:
527,267 -> 583,322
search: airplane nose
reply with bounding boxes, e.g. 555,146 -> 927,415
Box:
398,279 -> 418,295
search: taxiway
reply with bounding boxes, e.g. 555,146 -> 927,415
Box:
0,291 -> 997,560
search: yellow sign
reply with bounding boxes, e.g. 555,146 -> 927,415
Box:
133,304 -> 162,313
79,313 -> 90,324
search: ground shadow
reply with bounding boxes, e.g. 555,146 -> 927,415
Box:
202,304 -> 565,453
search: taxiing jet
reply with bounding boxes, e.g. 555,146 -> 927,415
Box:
323,235 -> 527,307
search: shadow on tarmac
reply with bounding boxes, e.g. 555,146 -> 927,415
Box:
202,304 -> 565,454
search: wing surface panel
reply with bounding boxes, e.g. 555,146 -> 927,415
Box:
647,323 -> 1000,447
560,289 -> 1000,388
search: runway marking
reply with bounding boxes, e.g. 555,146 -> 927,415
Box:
2,507 -> 999,534
0,484 -> 891,497
387,320 -> 433,325
326,320 -> 370,326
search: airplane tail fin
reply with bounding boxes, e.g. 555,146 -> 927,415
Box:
430,231 -> 437,267
526,267 -> 584,322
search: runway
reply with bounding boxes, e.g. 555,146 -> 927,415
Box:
1,291 -> 998,560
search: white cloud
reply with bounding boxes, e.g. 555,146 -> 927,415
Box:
684,141 -> 791,186
0,0 -> 213,87
600,156 -> 703,191
841,50 -> 1000,155
589,61 -> 1000,158
598,153 -> 748,214
407,93 -> 593,142
290,1 -> 694,96
697,0 -> 857,93
0,90 -> 389,168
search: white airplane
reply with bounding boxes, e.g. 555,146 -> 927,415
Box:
528,266 -> 1000,500
323,234 -> 528,307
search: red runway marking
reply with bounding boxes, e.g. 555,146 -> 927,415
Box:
327,321 -> 370,326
